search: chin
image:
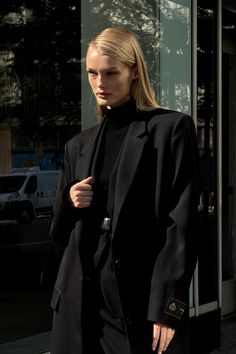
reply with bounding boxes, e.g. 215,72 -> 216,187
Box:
97,98 -> 111,106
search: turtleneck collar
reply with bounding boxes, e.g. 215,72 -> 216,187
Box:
104,98 -> 137,129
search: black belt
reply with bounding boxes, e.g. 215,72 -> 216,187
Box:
93,218 -> 112,269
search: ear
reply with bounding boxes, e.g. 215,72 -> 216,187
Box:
132,68 -> 138,80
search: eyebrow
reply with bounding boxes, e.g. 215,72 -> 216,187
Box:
86,66 -> 118,72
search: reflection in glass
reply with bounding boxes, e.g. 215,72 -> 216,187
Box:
197,0 -> 218,305
222,5 -> 236,282
0,2 -> 80,348
81,0 -> 191,130
0,175 -> 26,193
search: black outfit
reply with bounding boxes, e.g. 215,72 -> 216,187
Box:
49,100 -> 199,354
83,101 -> 136,354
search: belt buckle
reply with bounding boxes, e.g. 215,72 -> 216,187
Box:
102,217 -> 111,231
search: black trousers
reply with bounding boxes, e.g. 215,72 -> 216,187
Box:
82,274 -> 130,354
82,229 -> 190,354
82,282 -> 157,354
82,230 -> 155,354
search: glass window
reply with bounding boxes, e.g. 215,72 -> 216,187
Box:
197,0 -> 218,305
0,175 -> 26,193
81,0 -> 194,311
81,0 -> 191,129
222,4 -> 236,282
24,175 -> 37,194
0,0 -> 192,351
159,0 -> 191,114
0,2 -> 80,351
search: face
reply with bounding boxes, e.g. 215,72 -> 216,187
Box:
86,45 -> 137,108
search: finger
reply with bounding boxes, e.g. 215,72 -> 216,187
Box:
71,190 -> 93,202
73,183 -> 93,191
73,195 -> 93,208
158,327 -> 175,354
157,326 -> 167,354
72,176 -> 94,190
82,176 -> 93,185
163,328 -> 175,351
74,201 -> 92,208
74,195 -> 93,202
71,188 -> 93,206
75,190 -> 93,198
152,324 -> 160,351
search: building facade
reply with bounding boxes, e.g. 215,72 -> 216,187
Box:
0,0 -> 235,352
82,2 -> 236,350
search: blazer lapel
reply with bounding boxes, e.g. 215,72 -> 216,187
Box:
112,119 -> 149,235
75,119 -> 107,181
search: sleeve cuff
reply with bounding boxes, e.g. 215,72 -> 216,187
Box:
148,296 -> 187,328
164,297 -> 186,319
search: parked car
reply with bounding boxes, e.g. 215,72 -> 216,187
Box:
0,167 -> 61,223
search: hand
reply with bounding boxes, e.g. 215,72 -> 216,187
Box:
69,176 -> 93,208
152,323 -> 175,353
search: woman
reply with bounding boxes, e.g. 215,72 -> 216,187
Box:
50,27 -> 199,354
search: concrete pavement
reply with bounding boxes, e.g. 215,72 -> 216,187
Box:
0,313 -> 235,354
210,313 -> 236,354
0,332 -> 50,354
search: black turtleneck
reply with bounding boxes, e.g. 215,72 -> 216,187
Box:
95,98 -> 137,216
80,99 -> 137,277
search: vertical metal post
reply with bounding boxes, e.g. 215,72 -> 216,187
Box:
192,0 -> 199,317
192,0 -> 198,126
217,0 -> 223,310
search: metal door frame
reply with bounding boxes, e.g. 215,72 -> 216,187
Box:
190,0 -> 222,318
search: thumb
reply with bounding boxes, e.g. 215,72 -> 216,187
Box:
82,176 -> 93,185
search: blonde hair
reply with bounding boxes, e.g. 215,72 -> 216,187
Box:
87,27 -> 159,119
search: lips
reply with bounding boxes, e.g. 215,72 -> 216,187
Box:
96,92 -> 110,99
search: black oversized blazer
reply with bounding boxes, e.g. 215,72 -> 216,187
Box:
49,108 -> 199,354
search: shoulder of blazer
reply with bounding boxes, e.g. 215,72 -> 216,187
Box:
65,123 -> 100,151
140,108 -> 193,133
140,107 -> 188,124
139,108 -> 195,149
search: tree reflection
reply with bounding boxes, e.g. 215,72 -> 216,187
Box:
84,0 -> 191,112
0,0 -> 81,150
0,0 -> 191,165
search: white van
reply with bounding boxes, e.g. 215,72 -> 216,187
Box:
0,167 -> 61,223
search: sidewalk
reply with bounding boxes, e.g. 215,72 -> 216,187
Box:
210,313 -> 236,354
0,332 -> 50,354
0,313 -> 235,354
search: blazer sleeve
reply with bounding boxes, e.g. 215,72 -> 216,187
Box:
49,141 -> 81,249
148,115 -> 200,328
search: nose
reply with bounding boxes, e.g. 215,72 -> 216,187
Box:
97,74 -> 105,88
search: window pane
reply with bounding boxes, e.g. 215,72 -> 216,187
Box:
81,0 -> 191,130
159,0 -> 191,113
0,2 -> 80,350
197,0 -> 218,305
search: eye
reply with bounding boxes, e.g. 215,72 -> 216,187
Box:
107,71 -> 118,76
87,70 -> 97,78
